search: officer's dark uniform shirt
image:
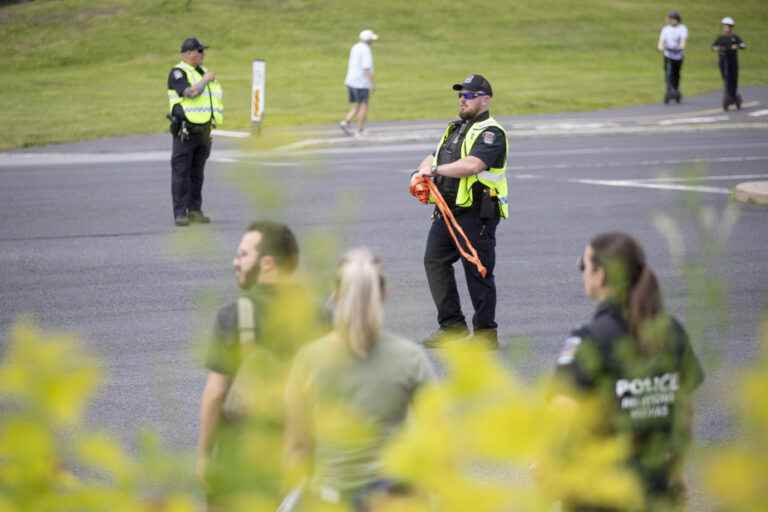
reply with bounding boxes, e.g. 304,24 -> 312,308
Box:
555,301 -> 704,496
712,34 -> 746,58
434,111 -> 506,210
167,66 -> 205,122
205,284 -> 329,376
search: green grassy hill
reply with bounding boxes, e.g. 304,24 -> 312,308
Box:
3,0 -> 767,149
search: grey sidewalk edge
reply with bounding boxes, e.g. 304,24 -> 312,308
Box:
734,181 -> 768,205
4,86 -> 767,156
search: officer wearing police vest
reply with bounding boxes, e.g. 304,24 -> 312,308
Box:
554,232 -> 704,510
414,74 -> 508,349
167,37 -> 223,227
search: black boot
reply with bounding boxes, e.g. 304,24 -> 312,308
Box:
421,324 -> 469,348
722,94 -> 733,111
188,210 -> 211,224
472,329 -> 500,350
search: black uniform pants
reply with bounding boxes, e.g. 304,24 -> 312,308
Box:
663,57 -> 683,92
171,126 -> 211,217
424,209 -> 498,332
719,56 -> 739,98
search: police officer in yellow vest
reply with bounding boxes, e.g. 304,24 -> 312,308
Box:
167,37 -> 224,227
415,74 -> 508,348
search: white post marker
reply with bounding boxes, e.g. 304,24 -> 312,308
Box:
251,59 -> 266,130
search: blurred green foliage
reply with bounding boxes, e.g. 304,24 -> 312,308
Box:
2,300 -> 767,510
0,322 -> 198,511
382,343 -> 643,511
703,316 -> 768,511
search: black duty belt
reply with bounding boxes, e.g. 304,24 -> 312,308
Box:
186,122 -> 211,133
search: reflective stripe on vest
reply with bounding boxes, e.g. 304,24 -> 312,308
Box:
432,116 -> 509,218
168,61 -> 224,126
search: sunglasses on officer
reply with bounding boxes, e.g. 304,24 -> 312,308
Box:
458,91 -> 487,100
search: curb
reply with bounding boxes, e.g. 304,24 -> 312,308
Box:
734,181 -> 768,206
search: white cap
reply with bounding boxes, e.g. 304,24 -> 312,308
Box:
359,29 -> 379,42
721,16 -> 735,26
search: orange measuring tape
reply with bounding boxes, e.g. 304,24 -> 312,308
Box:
410,174 -> 488,278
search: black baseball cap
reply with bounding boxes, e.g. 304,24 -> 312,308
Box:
452,74 -> 493,97
180,37 -> 208,53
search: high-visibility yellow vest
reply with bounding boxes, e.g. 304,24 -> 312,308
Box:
167,61 -> 224,125
432,116 -> 509,218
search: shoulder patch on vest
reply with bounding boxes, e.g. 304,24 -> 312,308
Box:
557,336 -> 582,365
173,69 -> 183,80
482,130 -> 496,145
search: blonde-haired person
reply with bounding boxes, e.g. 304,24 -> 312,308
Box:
283,248 -> 435,511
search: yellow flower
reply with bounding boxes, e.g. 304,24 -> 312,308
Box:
0,322 -> 101,427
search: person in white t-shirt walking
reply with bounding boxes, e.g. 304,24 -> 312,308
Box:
657,11 -> 688,104
340,29 -> 377,138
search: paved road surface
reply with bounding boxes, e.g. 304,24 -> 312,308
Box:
1,89 -> 767,499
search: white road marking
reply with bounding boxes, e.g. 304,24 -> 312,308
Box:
355,141 -> 768,165
748,109 -> 768,117
512,141 -> 768,158
533,122 -> 616,131
652,101 -> 760,119
0,150 -> 241,167
259,161 -> 301,167
212,129 -> 251,138
278,137 -> 353,150
508,155 -> 768,172
658,115 -> 729,125
198,158 -> 302,166
0,151 -> 169,166
277,122 -> 768,154
274,143 -> 434,156
567,172 -> 768,196
289,102 -> 763,137
412,169 -> 762,197
573,179 -> 731,195
277,130 -> 444,151
640,173 -> 768,183
4,147 -> 766,169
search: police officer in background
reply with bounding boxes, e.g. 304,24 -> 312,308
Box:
167,37 -> 223,227
415,74 -> 508,349
554,232 -> 704,510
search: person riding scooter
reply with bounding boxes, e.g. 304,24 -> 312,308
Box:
712,17 -> 747,111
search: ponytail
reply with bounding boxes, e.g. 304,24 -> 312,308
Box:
590,232 -> 668,355
628,264 -> 666,354
333,248 -> 385,359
